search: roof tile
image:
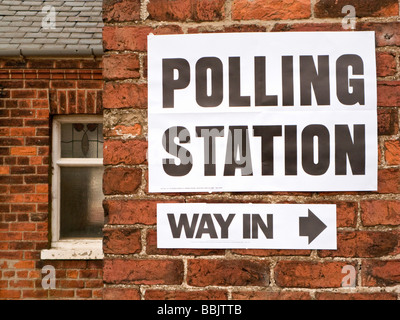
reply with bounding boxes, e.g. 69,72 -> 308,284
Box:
0,0 -> 103,56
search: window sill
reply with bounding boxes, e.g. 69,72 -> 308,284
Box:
40,239 -> 103,260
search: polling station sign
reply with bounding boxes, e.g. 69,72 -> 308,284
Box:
157,203 -> 337,249
147,32 -> 377,192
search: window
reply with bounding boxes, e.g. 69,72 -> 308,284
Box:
41,115 -> 104,260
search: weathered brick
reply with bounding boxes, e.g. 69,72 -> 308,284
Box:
103,287 -> 141,300
376,52 -> 397,77
145,289 -> 228,300
378,108 -> 399,135
103,82 -> 147,109
103,139 -> 147,165
378,168 -> 400,193
232,0 -> 311,20
103,0 -> 141,22
147,0 -> 225,22
103,25 -> 183,52
105,124 -> 142,138
274,261 -> 352,288
231,249 -> 311,257
377,82 -> 400,107
104,199 -> 184,225
103,228 -> 141,254
231,291 -> 311,300
103,167 -> 142,195
146,229 -> 224,256
314,0 -> 399,18
103,54 -> 140,80
187,259 -> 269,287
362,260 -> 400,286
318,231 -> 398,258
361,200 -> 400,226
315,292 -> 397,300
385,139 -> 400,165
359,22 -> 400,47
103,259 -> 184,284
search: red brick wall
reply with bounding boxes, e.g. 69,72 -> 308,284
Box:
0,58 -> 103,299
102,0 -> 400,300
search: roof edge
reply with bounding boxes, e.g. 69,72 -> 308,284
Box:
0,47 -> 103,58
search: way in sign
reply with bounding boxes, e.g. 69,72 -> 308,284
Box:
157,203 -> 337,250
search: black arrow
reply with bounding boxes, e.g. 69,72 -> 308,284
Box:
299,209 -> 327,244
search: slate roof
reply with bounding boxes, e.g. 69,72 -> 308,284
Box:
0,0 -> 103,56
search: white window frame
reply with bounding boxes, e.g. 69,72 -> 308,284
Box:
41,115 -> 104,260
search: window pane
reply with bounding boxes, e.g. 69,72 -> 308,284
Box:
61,123 -> 103,158
60,167 -> 104,238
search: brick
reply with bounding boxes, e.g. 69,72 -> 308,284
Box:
10,185 -> 35,194
76,80 -> 103,89
11,109 -> 34,118
231,291 -> 311,300
24,80 -> 50,89
26,137 -> 49,146
11,204 -> 35,212
187,259 -> 269,287
145,289 -> 228,300
359,22 -> 400,47
314,0 -> 398,18
0,137 -> 23,146
106,124 -> 142,138
103,0 -> 141,22
103,139 -> 147,165
103,259 -> 184,284
0,176 -> 23,185
377,108 -> 398,135
0,119 -> 23,127
0,289 -> 21,299
11,90 -> 36,98
0,166 -> 10,175
76,289 -> 93,299
22,290 -> 48,299
362,260 -> 400,286
48,290 -> 75,298
146,229 -> 224,256
315,292 -> 397,300
232,0 -> 311,20
336,202 -> 358,227
10,222 -> 36,232
376,52 -> 397,77
10,127 -> 35,137
103,167 -> 142,195
231,248 -> 310,257
378,168 -> 400,193
147,0 -> 225,22
103,287 -> 141,300
360,200 -> 400,226
51,80 -> 76,89
103,25 -> 183,52
318,231 -> 398,258
104,199 -> 184,225
103,228 -> 141,254
377,81 -> 400,107
103,82 -> 147,109
13,260 -> 35,269
274,261 -> 352,288
103,54 -> 140,80
385,140 -> 400,165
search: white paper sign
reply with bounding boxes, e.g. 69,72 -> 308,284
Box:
157,203 -> 337,249
148,32 -> 377,192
